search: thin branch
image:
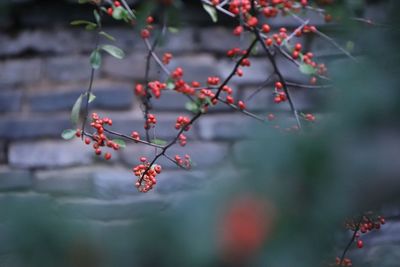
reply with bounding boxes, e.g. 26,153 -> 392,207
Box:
103,128 -> 165,149
339,217 -> 363,265
244,73 -> 274,101
254,29 -> 302,130
286,81 -> 333,89
217,97 -> 266,123
290,12 -> 358,62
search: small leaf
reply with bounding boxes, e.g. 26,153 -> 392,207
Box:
204,97 -> 213,106
71,94 -> 83,125
70,20 -> 96,27
168,27 -> 179,33
101,45 -> 125,59
166,80 -> 175,90
87,92 -> 96,103
112,139 -> 126,148
85,24 -> 98,30
185,101 -> 199,113
90,49 -> 102,69
151,139 -> 167,145
299,64 -> 316,75
93,10 -> 101,25
113,6 -> 127,20
346,41 -> 355,52
202,4 -> 218,23
61,129 -> 77,140
99,31 -> 116,41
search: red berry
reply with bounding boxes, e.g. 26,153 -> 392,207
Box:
104,152 -> 112,160
141,29 -> 150,39
247,16 -> 258,27
262,24 -> 271,33
357,239 -> 363,248
275,81 -> 283,90
238,100 -> 246,110
226,95 -> 234,104
146,16 -> 154,24
233,26 -> 243,36
107,7 -> 113,16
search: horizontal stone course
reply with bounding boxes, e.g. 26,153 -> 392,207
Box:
45,56 -> 96,82
29,87 -> 133,112
0,116 -> 71,140
0,59 -> 42,87
8,140 -> 94,169
0,91 -> 22,113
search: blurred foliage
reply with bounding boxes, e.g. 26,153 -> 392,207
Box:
1,1 -> 400,267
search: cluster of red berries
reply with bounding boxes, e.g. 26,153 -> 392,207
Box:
175,116 -> 191,131
207,76 -> 220,86
140,16 -> 154,39
130,131 -> 140,142
334,214 -> 386,265
273,81 -> 287,104
76,113 -> 119,160
304,113 -> 316,122
148,80 -> 167,98
350,215 -> 385,249
178,134 -> 187,146
162,52 -> 172,65
335,257 -> 352,267
174,154 -> 192,169
228,0 -> 251,15
145,114 -> 157,129
292,42 -> 303,59
226,47 -> 247,58
133,157 -> 161,192
106,1 -> 121,16
169,67 -> 198,95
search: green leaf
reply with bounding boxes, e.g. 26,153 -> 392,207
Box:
204,97 -> 213,106
185,101 -> 199,113
71,94 -> 83,125
168,27 -> 179,33
78,0 -> 90,4
151,139 -> 167,146
346,41 -> 355,52
112,6 -> 128,20
85,23 -> 97,30
99,31 -> 116,41
70,20 -> 96,27
93,10 -> 101,25
90,49 -> 102,69
299,64 -> 316,75
61,129 -> 77,140
202,4 -> 218,23
101,45 -> 125,59
86,92 -> 96,103
166,80 -> 175,90
112,139 -> 126,148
